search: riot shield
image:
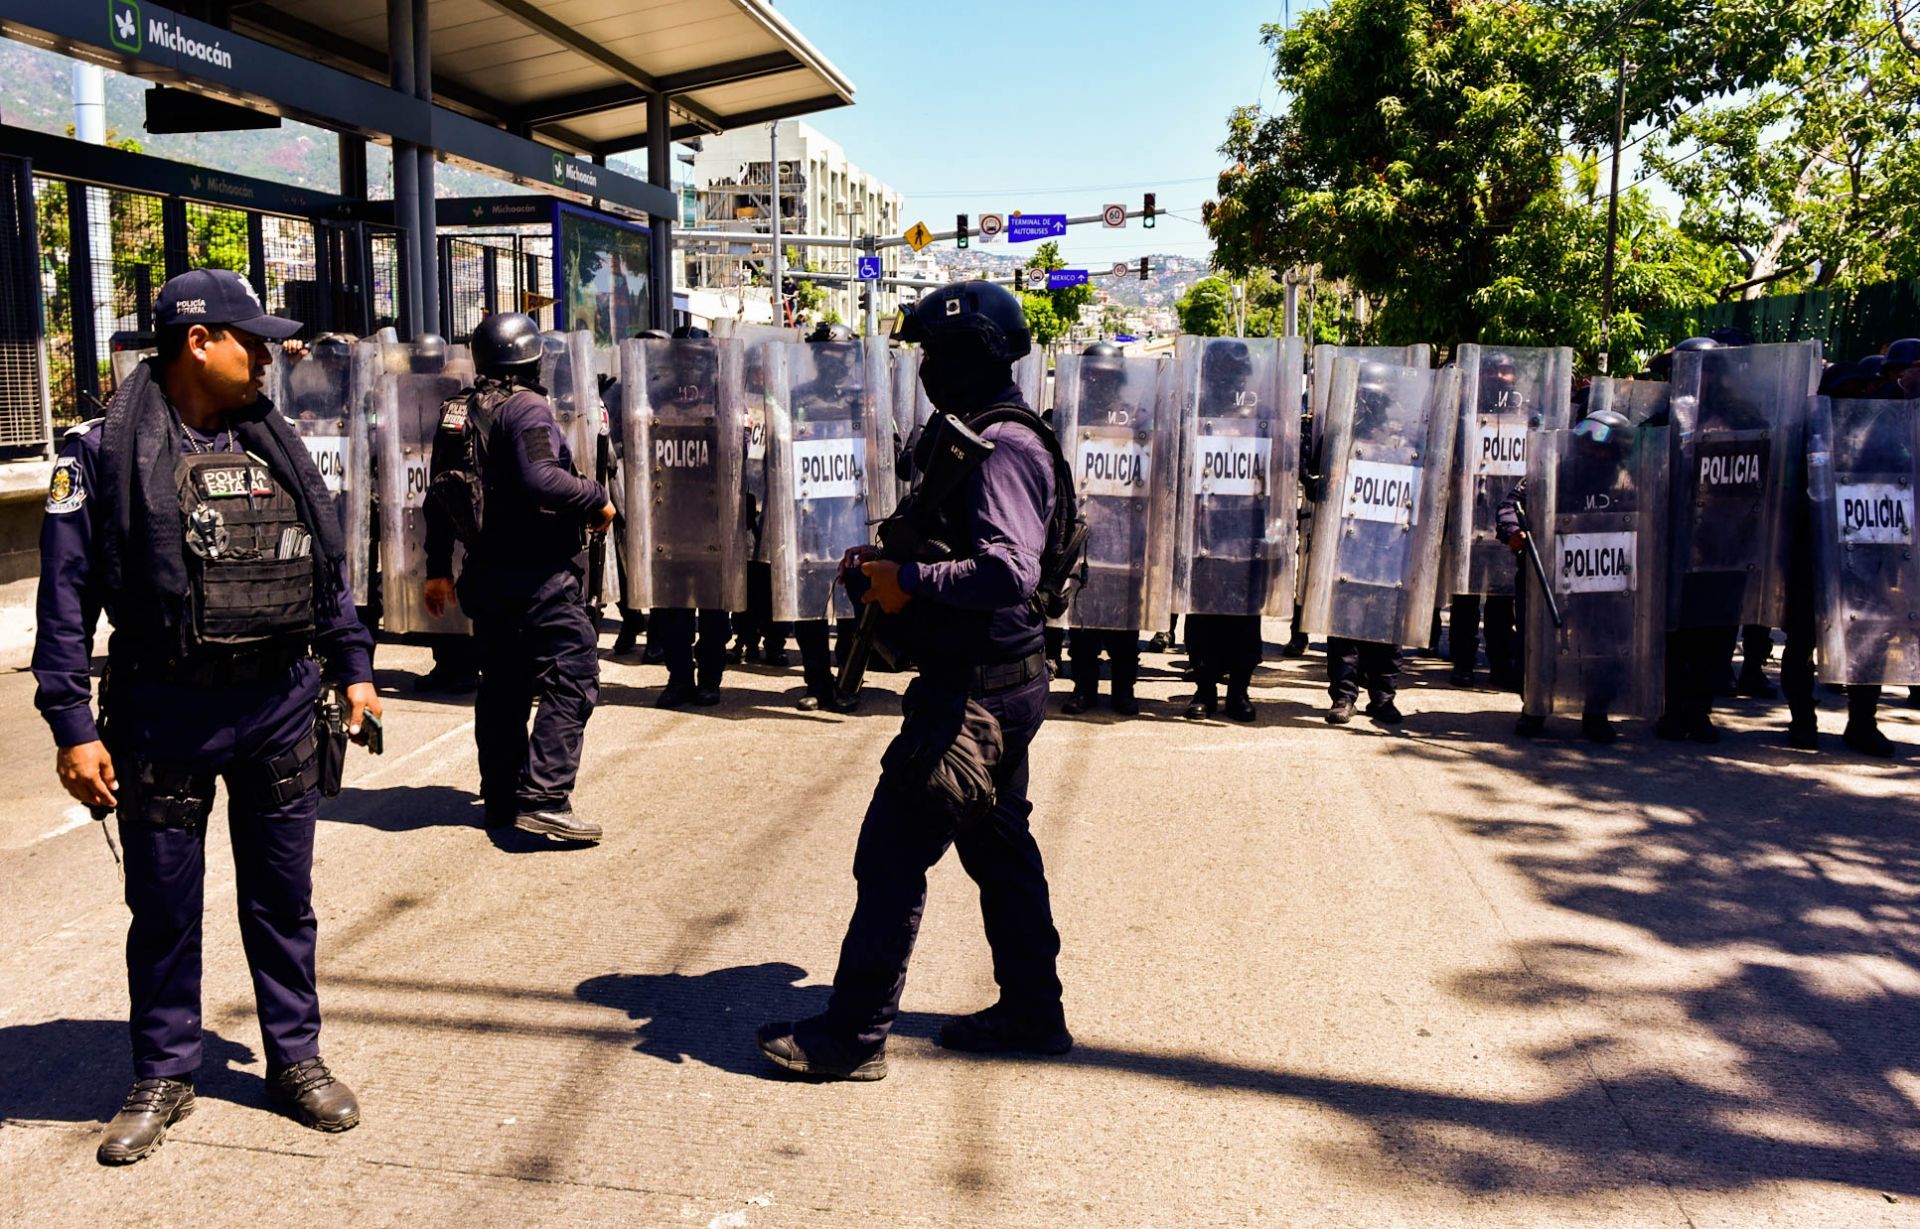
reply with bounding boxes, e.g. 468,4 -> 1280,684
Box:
1308,344 -> 1431,453
1585,376 -> 1669,426
1170,335 -> 1303,620
374,345 -> 472,636
1300,358 -> 1462,645
735,324 -> 802,548
763,339 -> 895,622
539,330 -> 615,606
1056,352 -> 1177,631
1809,396 -> 1920,685
270,340 -> 369,604
1521,419 -> 1670,720
618,335 -> 748,612
1668,341 -> 1820,629
1444,345 -> 1573,596
1014,347 -> 1048,416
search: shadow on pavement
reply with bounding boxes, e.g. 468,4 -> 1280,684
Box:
0,1020 -> 260,1123
574,962 -> 942,1079
323,783 -> 480,831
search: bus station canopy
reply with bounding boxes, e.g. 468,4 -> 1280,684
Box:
227,0 -> 856,155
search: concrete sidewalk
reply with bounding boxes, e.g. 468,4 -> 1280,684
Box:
1,634 -> 1915,1227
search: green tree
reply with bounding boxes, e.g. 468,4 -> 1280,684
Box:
1019,293 -> 1067,347
1176,277 -> 1234,336
1024,240 -> 1094,338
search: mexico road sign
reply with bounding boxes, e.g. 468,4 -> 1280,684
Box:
1047,269 -> 1089,290
1008,214 -> 1067,243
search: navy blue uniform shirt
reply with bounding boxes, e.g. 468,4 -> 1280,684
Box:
33,418 -> 374,749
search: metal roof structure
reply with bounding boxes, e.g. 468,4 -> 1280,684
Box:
226,0 -> 856,156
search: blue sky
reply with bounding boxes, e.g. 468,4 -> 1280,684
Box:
770,0 -> 1300,269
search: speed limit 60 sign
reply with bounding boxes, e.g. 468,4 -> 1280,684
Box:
1102,203 -> 1126,228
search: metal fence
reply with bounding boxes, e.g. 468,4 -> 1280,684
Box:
1654,279 -> 1920,363
439,229 -> 553,341
0,158 -> 47,451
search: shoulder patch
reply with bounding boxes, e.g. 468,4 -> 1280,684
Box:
520,425 -> 556,463
45,457 -> 84,514
440,400 -> 470,432
62,417 -> 103,441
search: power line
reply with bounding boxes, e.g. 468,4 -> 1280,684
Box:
901,175 -> 1216,199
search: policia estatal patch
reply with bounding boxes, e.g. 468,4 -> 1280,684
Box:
45,458 -> 84,514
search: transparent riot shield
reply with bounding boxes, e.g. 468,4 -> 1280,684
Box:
734,324 -> 802,557
1668,341 -> 1820,629
1056,352 -> 1176,631
1809,396 -> 1920,685
1301,358 -> 1462,645
1444,345 -> 1573,597
1522,420 -> 1670,720
270,340 -> 367,598
1586,376 -> 1669,426
1170,335 -> 1302,620
539,331 -> 614,606
763,339 -> 897,622
1014,347 -> 1048,416
618,336 -> 747,612
374,346 -> 472,636
1309,344 -> 1432,453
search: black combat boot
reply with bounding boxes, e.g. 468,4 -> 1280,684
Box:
1365,697 -> 1404,725
1223,685 -> 1256,723
268,1057 -> 360,1132
97,1077 -> 195,1165
1326,698 -> 1357,725
1515,714 -> 1547,738
756,1018 -> 887,1081
1184,682 -> 1217,720
1580,712 -> 1619,745
938,1001 -> 1073,1056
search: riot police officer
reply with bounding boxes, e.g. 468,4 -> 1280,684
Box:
34,269 -> 379,1163
758,282 -> 1072,1079
790,321 -> 863,712
1063,342 -> 1146,716
424,312 -> 613,841
647,325 -> 735,706
1182,341 -> 1267,723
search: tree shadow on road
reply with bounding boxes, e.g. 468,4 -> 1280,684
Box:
0,1020 -> 260,1124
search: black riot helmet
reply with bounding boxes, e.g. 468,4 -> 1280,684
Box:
671,324 -> 711,340
1201,340 -> 1254,400
1080,340 -> 1126,397
807,321 -> 856,344
1574,406 -> 1631,445
1883,338 -> 1920,371
471,312 -> 543,379
407,331 -> 448,374
635,328 -> 672,341
897,280 -> 1030,362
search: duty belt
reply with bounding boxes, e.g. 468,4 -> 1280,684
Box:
927,649 -> 1048,697
112,641 -> 309,687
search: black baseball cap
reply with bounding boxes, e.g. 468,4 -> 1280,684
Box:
154,268 -> 303,340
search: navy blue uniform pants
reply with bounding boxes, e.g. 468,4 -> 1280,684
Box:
109,662 -> 324,1080
651,607 -> 730,689
1068,627 -> 1140,698
1327,637 -> 1401,705
1449,593 -> 1517,680
1186,614 -> 1261,692
468,569 -> 599,814
826,673 -> 1062,1048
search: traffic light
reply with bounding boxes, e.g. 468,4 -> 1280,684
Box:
1013,267 -> 1025,292
1143,193 -> 1156,229
956,213 -> 970,249
1138,257 -> 1150,281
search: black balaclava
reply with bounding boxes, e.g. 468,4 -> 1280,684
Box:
918,334 -> 1013,415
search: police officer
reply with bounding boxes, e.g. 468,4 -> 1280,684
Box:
758,282 -> 1071,1079
424,312 -> 612,842
790,321 -> 863,712
731,331 -> 787,668
1448,351 -> 1522,691
647,325 -> 735,706
35,269 -> 378,1163
1656,336 -> 1735,743
1183,341 -> 1266,723
1063,343 -> 1144,716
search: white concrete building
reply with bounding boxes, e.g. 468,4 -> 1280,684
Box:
690,120 -> 905,327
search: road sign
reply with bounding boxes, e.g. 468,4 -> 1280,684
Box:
856,255 -> 882,280
1008,214 -> 1068,243
979,213 -> 1005,241
1046,269 -> 1089,290
1115,333 -> 1139,343
1111,262 -> 1131,278
903,221 -> 934,251
1102,204 -> 1126,228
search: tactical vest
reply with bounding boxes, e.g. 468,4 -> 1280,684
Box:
176,450 -> 317,650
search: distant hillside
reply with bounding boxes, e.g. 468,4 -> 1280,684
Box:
926,245 -> 1213,311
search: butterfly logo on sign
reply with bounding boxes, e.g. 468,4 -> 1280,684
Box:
111,1 -> 142,52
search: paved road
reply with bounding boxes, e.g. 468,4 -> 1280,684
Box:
2,628 -> 1915,1228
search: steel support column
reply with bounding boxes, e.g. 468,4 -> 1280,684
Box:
647,91 -> 673,332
